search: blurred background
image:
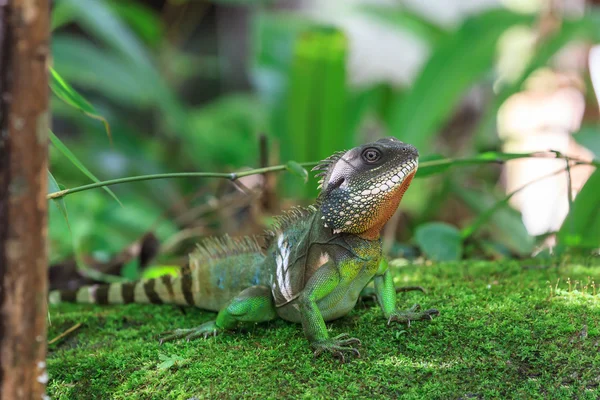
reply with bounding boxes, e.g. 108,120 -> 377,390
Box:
48,0 -> 600,286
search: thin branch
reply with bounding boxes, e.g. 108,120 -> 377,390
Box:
47,152 -> 600,201
47,163 -> 314,200
48,323 -> 82,345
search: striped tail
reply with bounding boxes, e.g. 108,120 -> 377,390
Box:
49,274 -> 197,307
50,234 -> 270,311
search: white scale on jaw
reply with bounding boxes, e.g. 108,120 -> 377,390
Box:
350,162 -> 415,198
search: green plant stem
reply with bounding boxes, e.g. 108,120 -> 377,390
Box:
47,152 -> 600,200
47,163 -> 316,200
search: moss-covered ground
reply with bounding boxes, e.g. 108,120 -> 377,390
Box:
47,258 -> 600,399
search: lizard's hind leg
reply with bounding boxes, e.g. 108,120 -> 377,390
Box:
160,286 -> 276,343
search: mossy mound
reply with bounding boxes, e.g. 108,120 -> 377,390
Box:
47,258 -> 600,399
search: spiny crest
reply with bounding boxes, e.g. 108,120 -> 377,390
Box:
190,234 -> 263,267
311,150 -> 347,190
265,206 -> 317,240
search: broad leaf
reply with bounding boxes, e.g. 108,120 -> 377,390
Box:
389,10 -> 532,154
454,185 -> 534,255
415,222 -> 463,261
557,168 -> 600,250
360,5 -> 448,46
285,161 -> 309,183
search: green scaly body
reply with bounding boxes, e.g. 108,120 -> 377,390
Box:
50,137 -> 438,360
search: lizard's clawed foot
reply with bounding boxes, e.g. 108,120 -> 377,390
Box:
159,320 -> 220,344
311,333 -> 361,363
387,304 -> 439,327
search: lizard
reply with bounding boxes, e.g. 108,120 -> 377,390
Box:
49,137 -> 439,361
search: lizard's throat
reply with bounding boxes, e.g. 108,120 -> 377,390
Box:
319,161 -> 417,239
357,171 -> 416,241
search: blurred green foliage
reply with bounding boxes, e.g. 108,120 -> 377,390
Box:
48,0 -> 600,272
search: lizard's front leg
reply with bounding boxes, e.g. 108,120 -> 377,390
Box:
296,262 -> 361,362
373,260 -> 439,328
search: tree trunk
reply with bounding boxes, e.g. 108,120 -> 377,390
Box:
0,0 -> 50,399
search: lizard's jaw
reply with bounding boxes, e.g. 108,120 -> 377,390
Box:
320,158 -> 418,238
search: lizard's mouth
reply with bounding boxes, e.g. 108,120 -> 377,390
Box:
360,158 -> 418,196
391,159 -> 418,187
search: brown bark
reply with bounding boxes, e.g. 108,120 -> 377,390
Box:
0,0 -> 50,399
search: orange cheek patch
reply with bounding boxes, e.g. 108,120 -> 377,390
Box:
359,170 -> 416,240
381,171 -> 415,220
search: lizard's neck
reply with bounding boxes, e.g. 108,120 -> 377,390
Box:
313,208 -> 382,243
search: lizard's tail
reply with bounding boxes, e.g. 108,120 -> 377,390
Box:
48,274 -> 194,307
50,235 -> 269,311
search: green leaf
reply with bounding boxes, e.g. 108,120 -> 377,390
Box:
557,168 -> 600,250
48,171 -> 70,230
389,10 -> 533,154
142,266 -> 180,280
157,360 -> 175,370
50,67 -> 112,141
49,130 -> 121,205
59,0 -> 151,66
283,27 -> 351,196
157,354 -> 184,370
415,222 -> 463,261
454,185 -> 534,255
574,125 -> 600,159
285,161 -> 309,183
55,0 -> 188,134
360,5 -> 448,46
105,0 -> 162,46
415,154 -> 448,178
52,36 -> 155,107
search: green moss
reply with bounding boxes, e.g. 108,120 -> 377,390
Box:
47,258 -> 600,399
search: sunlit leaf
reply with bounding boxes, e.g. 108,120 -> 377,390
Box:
361,5 -> 448,46
476,13 -> 600,146
415,154 -> 448,178
285,160 -> 309,183
284,27 -> 350,196
558,168 -> 600,250
389,10 -> 533,154
415,222 -> 463,261
49,130 -> 121,205
50,67 -> 112,142
142,266 -> 181,280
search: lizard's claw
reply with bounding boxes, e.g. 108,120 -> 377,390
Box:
387,304 -> 439,328
159,320 -> 220,344
311,333 -> 362,363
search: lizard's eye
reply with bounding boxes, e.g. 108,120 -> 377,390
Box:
361,148 -> 381,164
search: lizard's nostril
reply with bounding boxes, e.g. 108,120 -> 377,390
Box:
403,144 -> 419,158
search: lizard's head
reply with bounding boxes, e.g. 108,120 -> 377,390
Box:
313,137 -> 418,240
